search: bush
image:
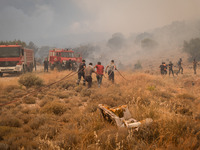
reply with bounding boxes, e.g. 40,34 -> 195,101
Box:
41,101 -> 68,115
23,96 -> 36,104
4,85 -> 20,93
0,126 -> 18,141
29,115 -> 46,130
0,116 -> 22,127
134,61 -> 143,70
18,73 -> 44,88
80,89 -> 91,97
177,93 -> 196,101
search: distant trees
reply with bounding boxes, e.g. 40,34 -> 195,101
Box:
73,44 -> 99,60
141,38 -> 158,50
27,41 -> 39,54
0,40 -> 39,55
0,40 -> 27,47
107,33 -> 125,50
183,38 -> 200,61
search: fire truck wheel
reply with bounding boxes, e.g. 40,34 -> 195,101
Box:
0,72 -> 3,77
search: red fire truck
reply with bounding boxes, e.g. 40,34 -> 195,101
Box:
49,48 -> 82,71
0,45 -> 34,77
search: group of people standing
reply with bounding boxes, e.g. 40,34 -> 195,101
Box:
159,58 -> 198,76
77,60 -> 117,88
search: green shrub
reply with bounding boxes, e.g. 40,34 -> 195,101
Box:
18,73 -> 44,88
147,85 -> 156,91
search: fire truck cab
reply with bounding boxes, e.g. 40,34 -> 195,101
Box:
49,48 -> 82,71
0,45 -> 34,77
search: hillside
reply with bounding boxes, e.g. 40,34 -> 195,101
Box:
0,67 -> 200,149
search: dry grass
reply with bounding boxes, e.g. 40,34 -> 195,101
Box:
0,68 -> 199,149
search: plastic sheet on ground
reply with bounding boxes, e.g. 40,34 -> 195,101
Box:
98,104 -> 153,130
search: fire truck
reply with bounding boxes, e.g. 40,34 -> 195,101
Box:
49,48 -> 82,71
0,45 -> 34,77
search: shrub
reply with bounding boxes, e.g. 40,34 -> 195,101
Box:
177,93 -> 196,101
29,115 -> 46,130
57,129 -> 81,149
134,61 -> 143,70
55,91 -> 70,99
4,85 -> 20,93
41,101 -> 68,115
60,80 -> 75,89
80,89 -> 91,97
147,85 -> 156,91
23,96 -> 36,104
0,116 -> 22,127
18,73 -> 44,88
0,126 -> 18,141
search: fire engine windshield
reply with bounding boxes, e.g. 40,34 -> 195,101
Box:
0,47 -> 20,57
61,52 -> 74,58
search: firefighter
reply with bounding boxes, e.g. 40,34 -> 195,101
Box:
66,59 -> 72,70
177,58 -> 183,74
94,62 -> 104,87
168,61 -> 174,76
193,59 -> 198,74
77,60 -> 86,86
159,62 -> 163,75
159,62 -> 164,75
85,63 -> 95,88
43,58 -> 49,72
105,60 -> 117,83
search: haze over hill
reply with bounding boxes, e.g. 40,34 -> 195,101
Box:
36,19 -> 200,68
0,0 -> 200,47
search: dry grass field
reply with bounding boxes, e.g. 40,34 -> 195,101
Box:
0,66 -> 200,149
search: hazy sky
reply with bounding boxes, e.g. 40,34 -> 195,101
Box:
0,0 -> 200,47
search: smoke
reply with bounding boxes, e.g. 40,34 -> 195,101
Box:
73,19 -> 200,70
1,0 -> 200,47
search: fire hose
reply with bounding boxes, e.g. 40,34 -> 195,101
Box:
106,69 -> 128,81
116,69 -> 129,81
0,68 -> 83,107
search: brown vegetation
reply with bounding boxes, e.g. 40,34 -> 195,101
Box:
0,69 -> 200,149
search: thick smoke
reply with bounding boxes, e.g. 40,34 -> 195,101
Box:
73,19 -> 200,70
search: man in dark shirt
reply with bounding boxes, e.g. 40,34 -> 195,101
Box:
168,61 -> 174,76
193,59 -> 198,74
43,58 -> 48,72
94,62 -> 104,87
77,60 -> 86,85
177,58 -> 183,74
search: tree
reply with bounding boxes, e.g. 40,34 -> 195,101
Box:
141,38 -> 158,50
0,40 -> 26,47
27,41 -> 38,54
107,33 -> 125,50
183,38 -> 200,61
